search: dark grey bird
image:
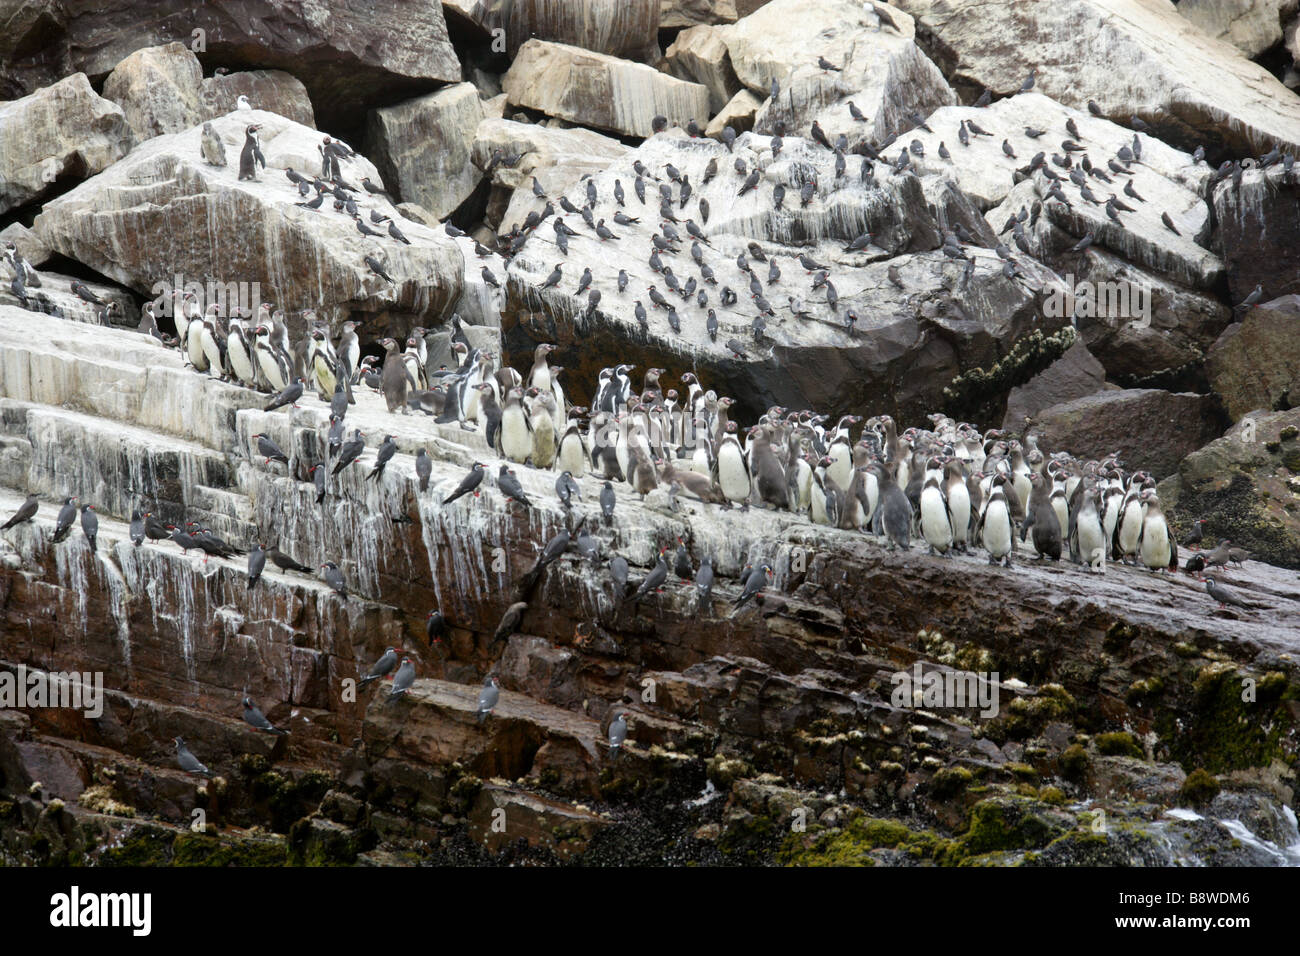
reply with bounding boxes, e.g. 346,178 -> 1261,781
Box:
263,378 -> 303,412
540,264 -> 563,290
1161,211 -> 1180,235
1206,576 -> 1263,610
358,646 -> 399,687
79,504 -> 98,553
320,560 -> 348,599
387,658 -> 415,702
1237,284 -> 1263,310
174,737 -> 212,777
497,465 -> 533,508
243,697 -> 289,734
732,563 -> 771,610
629,550 -> 670,605
608,711 -> 628,760
476,675 -> 500,721
444,461 -> 486,504
1,493 -> 38,531
253,433 -> 289,466
366,255 -> 393,281
247,542 -> 266,588
365,434 -> 397,482
555,470 -> 581,509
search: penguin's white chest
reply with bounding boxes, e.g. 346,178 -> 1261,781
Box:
947,483 -> 971,542
1140,515 -> 1170,568
983,499 -> 1012,556
921,486 -> 952,549
718,443 -> 749,501
501,406 -> 531,461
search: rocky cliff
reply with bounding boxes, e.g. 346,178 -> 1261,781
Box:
3,0 -> 1300,868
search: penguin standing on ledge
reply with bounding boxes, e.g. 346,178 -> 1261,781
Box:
200,122 -> 226,167
238,124 -> 265,182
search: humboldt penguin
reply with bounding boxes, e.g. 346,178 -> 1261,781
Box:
747,425 -> 790,510
1070,484 -> 1107,573
1137,491 -> 1176,572
943,460 -> 971,552
527,388 -> 558,469
238,124 -> 265,181
1021,472 -> 1062,561
919,456 -> 954,555
977,474 -> 1015,567
498,386 -> 534,464
379,338 -> 410,414
872,462 -> 912,550
556,409 -> 589,477
200,122 -> 226,166
716,422 -> 751,509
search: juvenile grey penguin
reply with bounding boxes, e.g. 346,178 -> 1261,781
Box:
200,122 -> 226,166
1021,473 -> 1061,560
379,338 -> 409,414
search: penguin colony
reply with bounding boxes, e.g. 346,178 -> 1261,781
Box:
0,70 -> 1283,774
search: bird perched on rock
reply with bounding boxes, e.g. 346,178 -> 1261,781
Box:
1206,576 -> 1264,610
358,646 -> 399,687
320,560 -> 348,599
242,697 -> 289,734
365,434 -> 397,482
387,658 -> 415,702
629,549 -> 670,605
174,737 -> 212,777
1,493 -> 38,531
476,675 -> 500,722
253,433 -> 289,466
608,711 -> 628,760
200,122 -> 226,166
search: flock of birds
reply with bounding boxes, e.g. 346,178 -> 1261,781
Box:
1,60 -> 1287,781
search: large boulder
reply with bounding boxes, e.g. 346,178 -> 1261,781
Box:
31,110 -> 464,334
983,180 -> 1233,384
366,84 -> 485,221
471,120 -> 630,234
199,70 -> 315,129
660,0 -> 773,29
1176,0 -> 1299,59
101,42 -> 204,141
1213,163 -> 1300,308
0,73 -> 134,215
1206,295 -> 1300,421
718,0 -> 958,143
1030,388 -> 1221,480
501,130 -> 1064,421
444,0 -> 660,60
1001,341 -> 1107,430
102,44 -> 317,142
502,40 -> 712,138
1159,411 -> 1300,569
893,0 -> 1300,156
664,25 -> 742,114
0,0 -> 461,134
922,95 -> 1220,291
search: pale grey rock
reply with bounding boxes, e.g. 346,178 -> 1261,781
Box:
0,73 -> 134,215
367,84 -> 486,221
502,40 -> 711,138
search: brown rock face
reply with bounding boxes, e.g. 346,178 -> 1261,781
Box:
1031,388 -> 1223,480
1206,297 -> 1300,422
1002,342 -> 1107,431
